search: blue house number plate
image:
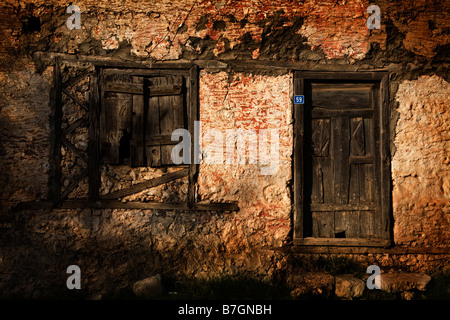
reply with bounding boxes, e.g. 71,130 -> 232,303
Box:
294,95 -> 304,104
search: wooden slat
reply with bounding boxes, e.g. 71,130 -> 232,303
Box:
350,117 -> 365,156
146,77 -> 162,166
103,68 -> 191,77
334,211 -> 360,238
60,170 -> 88,201
311,108 -> 373,118
159,77 -> 174,165
62,88 -> 89,111
100,168 -> 189,199
364,117 -> 374,155
360,210 -> 376,238
349,163 -> 360,204
311,119 -> 330,157
15,200 -> 239,212
146,134 -> 181,146
88,70 -> 101,200
310,203 -> 376,211
63,113 -> 89,136
293,76 -> 305,239
62,69 -> 92,89
311,83 -> 372,109
294,71 -> 387,81
349,155 -> 374,164
293,237 -> 391,247
106,82 -> 182,96
148,84 -> 182,96
101,74 -> 133,164
332,116 -> 350,204
130,76 -> 145,167
312,211 -> 334,237
61,136 -> 88,164
105,82 -> 142,94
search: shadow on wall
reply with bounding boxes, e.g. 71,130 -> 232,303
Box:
0,207 -> 269,299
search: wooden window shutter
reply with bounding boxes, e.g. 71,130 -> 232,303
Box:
101,74 -> 145,165
145,75 -> 185,167
101,73 -> 186,167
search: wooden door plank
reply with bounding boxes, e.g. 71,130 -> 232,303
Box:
312,211 -> 334,238
172,76 -> 185,131
311,83 -> 372,109
364,117 -> 374,156
350,117 -> 365,156
349,163 -> 360,204
310,203 -> 376,211
332,116 -> 350,204
335,211 -> 360,238
311,108 -> 373,118
360,210 -> 376,238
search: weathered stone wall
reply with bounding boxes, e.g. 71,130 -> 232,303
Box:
392,75 -> 450,247
0,0 -> 448,298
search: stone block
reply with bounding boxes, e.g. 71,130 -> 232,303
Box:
132,274 -> 163,299
287,272 -> 335,298
380,273 -> 432,293
335,274 -> 365,299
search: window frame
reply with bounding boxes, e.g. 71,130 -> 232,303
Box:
37,59 -> 239,211
292,71 -> 392,247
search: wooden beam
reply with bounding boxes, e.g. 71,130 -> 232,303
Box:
311,108 -> 373,118
61,136 -> 88,164
146,135 -> 181,146
188,65 -> 199,207
269,245 -> 450,255
295,71 -> 388,81
105,82 -> 142,94
100,168 -> 189,200
63,113 -> 89,136
103,68 -> 190,77
380,74 -> 392,241
62,88 -> 89,111
60,170 -> 88,201
15,200 -> 239,211
62,69 -> 92,89
293,237 -> 391,247
293,76 -> 305,239
309,203 -> 376,212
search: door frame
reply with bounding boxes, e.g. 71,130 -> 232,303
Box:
292,71 -> 392,247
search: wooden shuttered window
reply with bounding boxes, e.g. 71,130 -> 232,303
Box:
101,73 -> 186,167
293,72 -> 391,247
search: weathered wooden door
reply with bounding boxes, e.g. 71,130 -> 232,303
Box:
293,72 -> 391,246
